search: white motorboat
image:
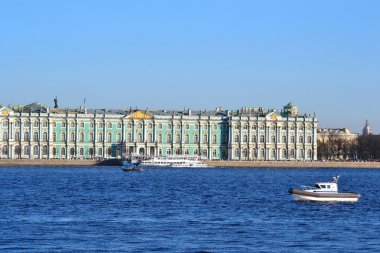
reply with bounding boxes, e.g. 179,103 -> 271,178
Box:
288,176 -> 361,202
140,155 -> 208,168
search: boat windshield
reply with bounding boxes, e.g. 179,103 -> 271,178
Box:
314,184 -> 321,189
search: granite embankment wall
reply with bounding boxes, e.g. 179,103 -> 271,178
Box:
206,161 -> 380,169
1,159 -> 380,168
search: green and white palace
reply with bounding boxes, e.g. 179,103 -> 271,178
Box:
0,102 -> 318,161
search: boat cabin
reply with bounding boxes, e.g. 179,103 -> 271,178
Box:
312,182 -> 338,193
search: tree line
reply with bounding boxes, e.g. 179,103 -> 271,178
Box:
318,134 -> 380,161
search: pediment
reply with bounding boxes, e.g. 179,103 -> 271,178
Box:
265,111 -> 282,121
0,107 -> 14,116
126,110 -> 153,119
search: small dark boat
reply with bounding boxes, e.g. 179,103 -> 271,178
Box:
121,160 -> 143,172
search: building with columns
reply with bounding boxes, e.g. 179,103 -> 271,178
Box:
0,101 -> 318,161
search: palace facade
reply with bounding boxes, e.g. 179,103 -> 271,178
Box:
0,102 -> 318,161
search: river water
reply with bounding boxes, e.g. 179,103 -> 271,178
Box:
0,166 -> 379,252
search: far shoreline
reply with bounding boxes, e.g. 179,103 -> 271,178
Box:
1,159 -> 380,169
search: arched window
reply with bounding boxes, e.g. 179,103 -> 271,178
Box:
14,145 -> 21,156
158,149 -> 162,156
299,136 -> 304,143
108,123 -> 112,128
24,121 -> 30,127
80,122 -> 84,127
252,148 -> 257,158
99,122 -> 103,128
299,149 -> 304,159
148,133 -> 152,143
15,121 -> 20,127
176,134 -> 181,143
184,149 -> 189,155
167,134 -> 172,143
42,145 -> 48,156
271,135 -> 276,143
89,148 -> 94,156
61,147 -> 66,156
185,124 -> 189,130
89,132 -> 94,142
61,132 -> 66,141
234,135 -> 239,142
107,147 -> 112,156
290,136 -> 295,143
282,149 -> 287,159
127,133 -> 132,142
24,145 -> 30,155
117,122 -> 121,128
282,135 -> 286,143
127,123 -> 132,128
175,148 -> 181,155
107,133 -> 112,142
43,132 -> 48,141
194,134 -> 198,143
242,148 -> 248,158
213,149 -> 217,157
260,148 -> 265,158
80,148 -> 84,156
52,147 -> 56,156
213,135 -> 217,144
184,134 -> 189,143
158,134 -> 162,143
98,148 -> 103,156
166,149 -> 171,155
260,135 -> 265,143
202,149 -> 207,157
307,149 -> 312,159
243,135 -> 248,142
33,121 -> 39,127
24,132 -> 30,141
2,145 -> 8,155
138,133 -> 142,142
203,134 -> 208,143
252,135 -> 257,143
243,124 -> 248,130
80,133 -> 84,142
70,148 -> 75,156
33,145 -> 39,156
307,136 -> 312,143
98,133 -> 103,142
117,133 -> 121,142
116,148 -> 121,157
52,132 -> 56,141
138,123 -> 142,129
234,148 -> 240,157
290,149 -> 295,158
271,149 -> 276,159
70,132 -> 75,141
194,149 -> 198,156
15,132 -> 20,141
42,121 -> 48,127
70,122 -> 75,128
62,122 -> 66,128
3,132 -> 8,141
33,132 -> 38,141
158,123 -> 162,129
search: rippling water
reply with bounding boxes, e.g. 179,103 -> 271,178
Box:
0,166 -> 379,252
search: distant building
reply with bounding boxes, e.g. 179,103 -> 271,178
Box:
318,128 -> 358,143
362,120 -> 372,136
0,101 -> 318,161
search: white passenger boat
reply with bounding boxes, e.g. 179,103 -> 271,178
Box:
288,176 -> 361,202
141,155 -> 208,168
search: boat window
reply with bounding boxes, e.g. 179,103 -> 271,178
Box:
327,185 -> 331,189
320,185 -> 326,189
314,184 -> 321,189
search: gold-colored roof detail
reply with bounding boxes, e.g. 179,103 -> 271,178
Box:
129,111 -> 153,119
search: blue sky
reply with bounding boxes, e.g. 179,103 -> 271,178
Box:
1,0 -> 379,133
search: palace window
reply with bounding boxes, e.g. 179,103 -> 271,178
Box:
15,121 -> 20,127
60,147 -> 66,156
98,148 -> 103,156
148,123 -> 153,129
80,133 -> 84,142
99,122 -> 103,128
260,125 -> 265,130
195,124 -> 199,130
194,134 -> 199,143
148,133 -> 153,143
117,133 -> 121,142
213,135 -> 217,144
252,135 -> 257,143
176,124 -> 180,130
252,148 -> 257,158
260,135 -> 265,143
2,145 -> 8,155
90,122 -> 94,128
203,134 -> 208,143
98,133 -> 103,142
24,145 -> 30,155
243,124 -> 248,130
80,122 -> 84,128
89,148 -> 94,156
127,123 -> 132,128
14,146 -> 20,156
307,136 -> 312,143
158,123 -> 162,129
213,124 -> 217,130
24,121 -> 30,127
242,148 -> 248,158
282,149 -> 287,159
299,149 -> 304,159
176,134 -> 181,143
271,135 -> 276,143
234,135 -> 239,142
80,148 -> 84,156
202,149 -> 207,158
24,132 -> 30,141
271,149 -> 276,159
243,135 -> 248,143
33,132 -> 38,141
282,135 -> 287,143
290,149 -> 295,158
213,149 -> 217,157
185,149 -> 189,155
299,125 -> 304,131
89,132 -> 94,142
299,136 -> 304,143
184,134 -> 189,144
42,121 -> 48,127
70,132 -> 75,142
260,148 -> 265,158
185,124 -> 189,130
168,124 -> 172,130
138,133 -> 142,142
204,124 -> 208,130
15,132 -> 20,141
108,123 -> 112,128
70,122 -> 75,128
290,136 -> 295,143
158,134 -> 162,143
52,147 -> 56,156
43,132 -> 48,141
307,149 -> 312,159
34,121 -> 39,127
107,147 -> 112,156
194,149 -> 198,156
167,134 -> 172,143
70,148 -> 75,156
127,133 -> 132,142
234,148 -> 239,157
166,149 -> 171,155
107,133 -> 112,142
158,149 -> 162,156
117,123 -> 121,128
33,145 -> 39,156
62,122 -> 66,128
42,146 -> 48,156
